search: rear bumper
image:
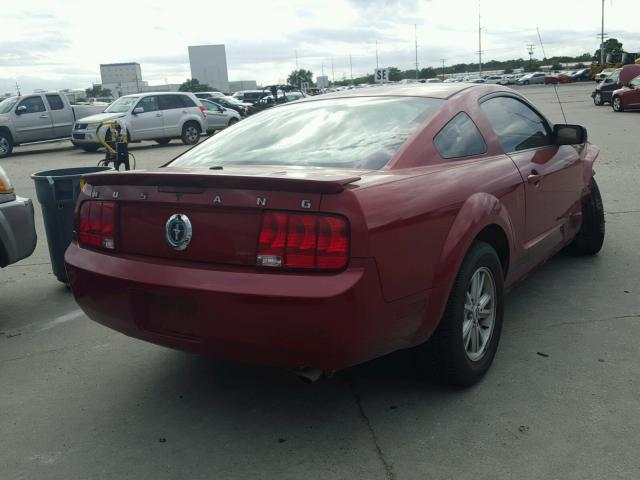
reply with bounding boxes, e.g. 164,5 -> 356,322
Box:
0,196 -> 37,267
65,243 -> 422,370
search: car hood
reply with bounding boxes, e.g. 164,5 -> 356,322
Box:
75,112 -> 126,123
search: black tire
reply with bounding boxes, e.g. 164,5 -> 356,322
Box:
415,241 -> 504,387
0,131 -> 14,157
523,80 -> 530,85
80,145 -> 100,153
565,178 -> 605,255
593,92 -> 603,106
228,117 -> 238,127
612,96 -> 624,112
181,122 -> 201,145
155,138 -> 171,145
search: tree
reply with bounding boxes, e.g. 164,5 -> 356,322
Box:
388,67 -> 402,81
179,78 -> 214,92
85,86 -> 112,98
287,69 -> 314,87
593,38 -> 624,62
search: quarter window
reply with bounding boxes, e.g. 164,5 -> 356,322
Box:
45,94 -> 65,110
18,96 -> 46,114
480,96 -> 552,153
136,96 -> 159,112
434,112 -> 487,159
178,95 -> 196,108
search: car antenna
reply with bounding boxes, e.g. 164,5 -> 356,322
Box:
537,27 -> 568,124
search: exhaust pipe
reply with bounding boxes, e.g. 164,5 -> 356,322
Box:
295,368 -> 325,383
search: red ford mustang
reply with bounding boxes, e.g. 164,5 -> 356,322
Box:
65,84 -> 605,386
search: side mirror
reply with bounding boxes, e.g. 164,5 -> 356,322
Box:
133,107 -> 144,114
15,105 -> 27,114
218,106 -> 224,113
554,124 -> 587,145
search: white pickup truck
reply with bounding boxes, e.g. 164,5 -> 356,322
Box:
0,92 -> 105,157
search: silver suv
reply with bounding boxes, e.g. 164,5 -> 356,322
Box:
71,92 -> 207,151
0,166 -> 36,268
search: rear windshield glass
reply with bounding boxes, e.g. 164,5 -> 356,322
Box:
169,96 -> 443,170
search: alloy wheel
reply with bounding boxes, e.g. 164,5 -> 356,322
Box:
613,97 -> 622,111
186,126 -> 198,143
462,266 -> 496,362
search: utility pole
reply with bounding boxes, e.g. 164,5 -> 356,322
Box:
349,54 -> 353,83
478,0 -> 482,76
527,44 -> 536,70
375,39 -> 379,69
600,0 -> 606,65
321,62 -> 325,76
441,58 -> 447,80
295,50 -> 299,70
15,82 -> 21,96
414,24 -> 419,79
331,58 -> 335,84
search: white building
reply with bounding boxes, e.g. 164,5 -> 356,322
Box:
188,45 -> 229,93
228,80 -> 257,92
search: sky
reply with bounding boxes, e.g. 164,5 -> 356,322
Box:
2,0 -> 639,94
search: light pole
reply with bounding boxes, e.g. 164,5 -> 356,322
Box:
414,24 -> 419,79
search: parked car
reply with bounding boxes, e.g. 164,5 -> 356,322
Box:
200,99 -> 241,133
71,92 -> 207,151
485,76 -> 504,84
250,89 -> 306,114
592,65 -> 640,105
65,83 -> 604,387
231,90 -> 269,104
572,69 -> 592,81
611,75 -> 640,112
0,92 -> 104,157
195,95 -> 252,117
544,73 -> 573,84
517,73 -> 545,85
594,68 -> 618,82
0,166 -> 36,268
468,78 -> 486,83
194,92 -> 225,100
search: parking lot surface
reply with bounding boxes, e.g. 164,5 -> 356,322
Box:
1,83 -> 639,480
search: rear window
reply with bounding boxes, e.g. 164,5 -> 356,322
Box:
169,96 -> 443,170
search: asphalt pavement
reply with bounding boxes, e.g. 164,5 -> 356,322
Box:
1,83 -> 639,480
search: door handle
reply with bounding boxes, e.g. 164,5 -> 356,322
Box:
40,115 -> 49,118
527,170 -> 542,184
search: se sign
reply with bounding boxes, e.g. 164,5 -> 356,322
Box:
374,68 -> 389,83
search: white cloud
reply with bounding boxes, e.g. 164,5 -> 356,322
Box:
1,0 -> 639,93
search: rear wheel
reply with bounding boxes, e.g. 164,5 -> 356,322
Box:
155,138 -> 171,145
523,80 -> 530,85
0,132 -> 13,157
612,96 -> 624,112
415,241 -> 504,387
181,122 -> 201,145
565,178 -> 605,255
593,92 -> 603,106
228,117 -> 238,127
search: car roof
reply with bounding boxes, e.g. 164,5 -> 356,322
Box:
297,83 -> 482,101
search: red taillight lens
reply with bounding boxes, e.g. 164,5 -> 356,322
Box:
257,211 -> 349,271
198,105 -> 206,113
78,201 -> 116,250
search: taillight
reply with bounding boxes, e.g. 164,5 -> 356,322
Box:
257,211 -> 349,270
78,201 -> 116,250
198,105 -> 206,114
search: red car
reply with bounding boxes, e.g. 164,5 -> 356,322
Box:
65,84 -> 605,386
611,75 -> 640,112
544,73 -> 573,85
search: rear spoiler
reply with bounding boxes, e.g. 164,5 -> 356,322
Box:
82,169 -> 362,194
